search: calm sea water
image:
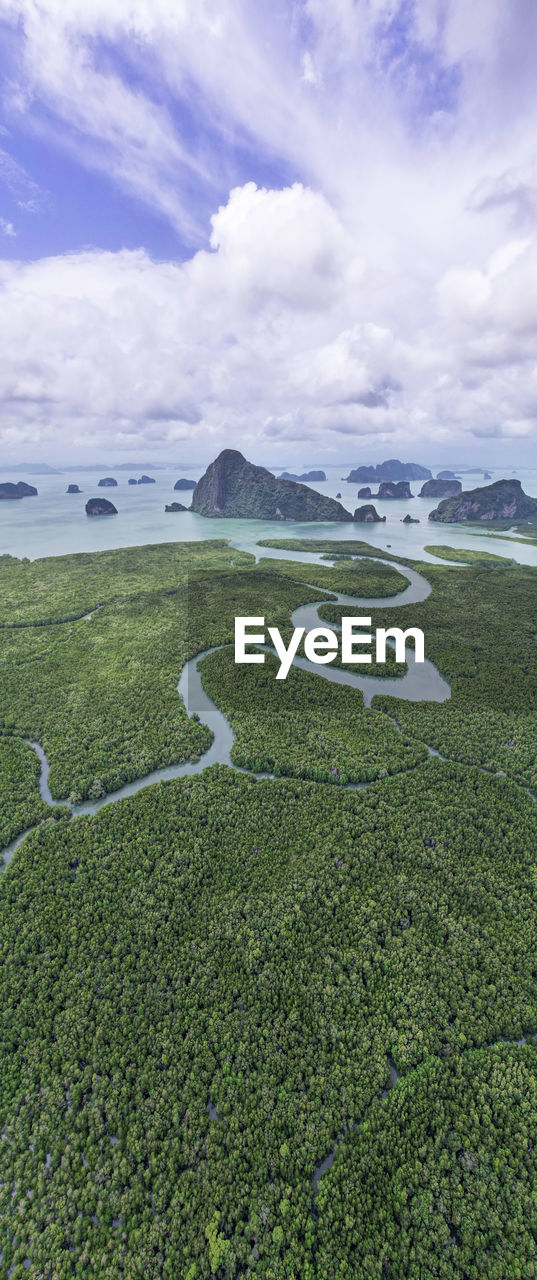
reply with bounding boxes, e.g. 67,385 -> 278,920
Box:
1,465 -> 537,567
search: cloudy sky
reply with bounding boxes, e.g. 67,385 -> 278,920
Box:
0,0 -> 537,466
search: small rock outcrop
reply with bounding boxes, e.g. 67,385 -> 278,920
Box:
279,470 -> 326,482
357,486 -> 372,499
191,450 -> 352,521
376,481 -> 413,500
66,484 -> 81,494
402,514 -> 419,523
353,504 -> 386,523
345,459 -> 431,483
98,477 -> 118,487
419,478 -> 462,499
128,478 -> 137,485
0,480 -> 38,499
138,475 -> 155,484
85,497 -> 118,516
174,478 -> 197,491
429,478 -> 537,523
165,501 -> 187,512
437,470 -> 456,479
336,491 -> 342,498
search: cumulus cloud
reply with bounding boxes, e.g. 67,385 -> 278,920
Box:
0,1 -> 536,458
0,178 -> 536,458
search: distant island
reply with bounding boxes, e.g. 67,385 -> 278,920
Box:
1,462 -> 60,474
345,459 -> 431,483
165,501 -> 187,513
279,470 -> 326,482
191,450 -> 351,521
66,484 -> 82,494
429,479 -> 537,523
419,478 -> 462,499
98,477 -> 118,488
174,478 -> 197,491
138,475 -> 155,484
0,480 -> 38,500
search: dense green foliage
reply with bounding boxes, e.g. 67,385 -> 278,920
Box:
2,536 -> 537,1276
0,545 -> 409,802
258,538 -> 402,562
0,541 -> 253,627
2,761 -> 537,1278
0,736 -> 67,849
316,1043 -> 537,1279
201,648 -> 422,782
256,555 -> 407,597
424,544 -> 515,565
371,559 -> 537,789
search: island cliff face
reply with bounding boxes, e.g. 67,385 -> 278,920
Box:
419,479 -> 462,499
191,450 -> 351,521
429,479 -> 537,523
376,481 -> 413,500
353,504 -> 386,522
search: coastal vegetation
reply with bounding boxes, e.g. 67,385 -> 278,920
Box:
0,736 -> 67,848
0,544 -> 409,801
1,535 -> 537,1275
2,761 -> 537,1278
315,1043 -> 537,1279
369,558 -> 537,790
201,647 -> 421,782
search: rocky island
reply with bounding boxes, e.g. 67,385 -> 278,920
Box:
429,478 -> 537,523
165,501 -> 187,512
353,504 -> 386,522
138,475 -> 155,484
419,478 -> 462,499
375,481 -> 413,500
98,477 -> 118,488
0,480 -> 38,499
280,470 -> 326,482
345,459 -> 431,483
174,478 -> 197,491
85,497 -> 118,516
66,484 -> 82,494
357,486 -> 372,498
191,450 -> 351,521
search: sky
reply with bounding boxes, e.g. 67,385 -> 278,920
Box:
1,0 -> 537,467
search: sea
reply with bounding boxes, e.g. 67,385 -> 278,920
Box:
2,465 -> 537,567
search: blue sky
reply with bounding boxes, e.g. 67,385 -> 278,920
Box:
0,0 -> 536,464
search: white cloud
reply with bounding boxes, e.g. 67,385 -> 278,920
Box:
0,216 -> 15,236
0,178 -> 536,459
0,2 -> 537,458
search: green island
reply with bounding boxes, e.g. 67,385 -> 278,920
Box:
1,535 -> 537,1278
